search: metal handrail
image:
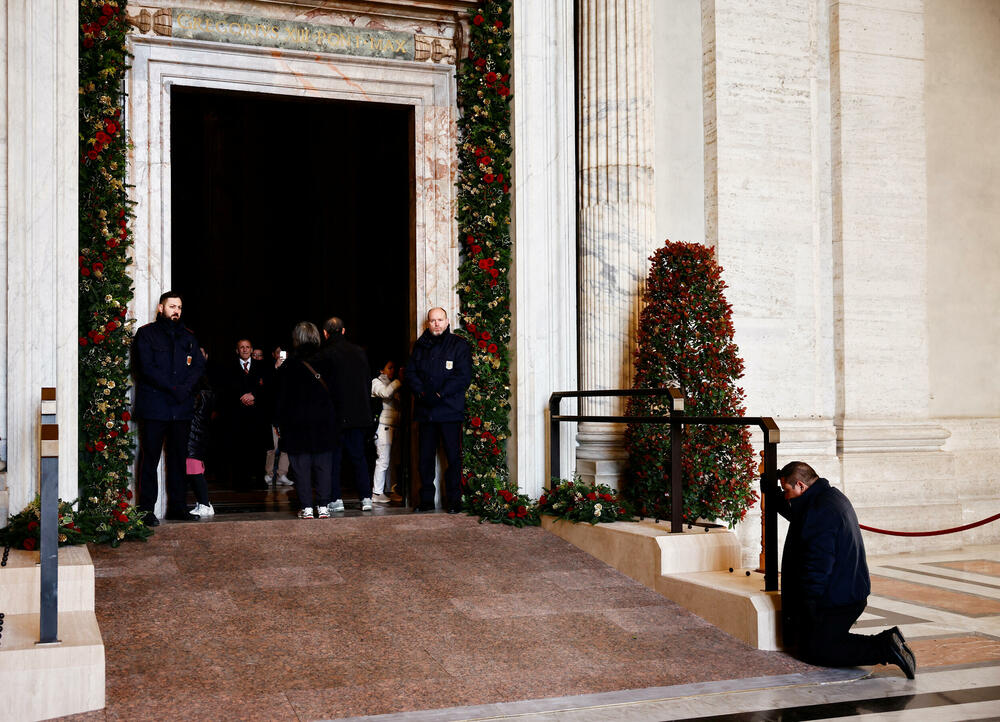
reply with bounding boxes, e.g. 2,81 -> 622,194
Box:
549,388 -> 781,592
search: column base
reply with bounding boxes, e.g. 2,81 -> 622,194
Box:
575,423 -> 627,488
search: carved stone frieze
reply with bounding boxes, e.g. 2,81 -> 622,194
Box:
415,34 -> 455,64
126,6 -> 171,36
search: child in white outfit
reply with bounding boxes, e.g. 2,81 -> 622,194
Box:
370,360 -> 402,502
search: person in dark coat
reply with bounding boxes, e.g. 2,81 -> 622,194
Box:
132,291 -> 205,525
184,368 -> 215,517
275,322 -> 340,519
774,461 -> 916,678
405,307 -> 472,513
316,316 -> 375,511
222,338 -> 272,489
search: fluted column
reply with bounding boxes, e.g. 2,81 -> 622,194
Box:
576,0 -> 657,486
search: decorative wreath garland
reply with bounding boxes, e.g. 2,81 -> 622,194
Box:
77,1 -> 151,545
455,1 -> 537,526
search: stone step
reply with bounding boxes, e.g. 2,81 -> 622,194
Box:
0,545 -> 95,615
0,610 -> 105,721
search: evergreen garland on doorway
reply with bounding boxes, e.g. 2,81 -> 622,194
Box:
455,1 -> 537,526
77,1 -> 151,545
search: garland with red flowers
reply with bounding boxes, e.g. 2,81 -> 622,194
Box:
76,0 -> 151,545
455,2 -> 537,527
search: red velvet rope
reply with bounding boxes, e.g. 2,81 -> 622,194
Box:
859,512 -> 1000,537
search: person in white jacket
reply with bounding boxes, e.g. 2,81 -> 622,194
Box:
370,360 -> 402,503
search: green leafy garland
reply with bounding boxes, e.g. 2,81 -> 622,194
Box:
539,479 -> 634,525
78,0 -> 151,545
455,1 -> 537,526
623,241 -> 758,527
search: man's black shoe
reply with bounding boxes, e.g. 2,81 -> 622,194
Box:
886,627 -> 916,679
447,505 -> 462,514
142,512 -> 160,527
413,504 -> 434,513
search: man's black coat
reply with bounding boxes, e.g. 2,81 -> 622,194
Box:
776,477 -> 871,642
316,333 -> 372,430
406,327 -> 472,423
132,317 -> 205,421
222,357 -> 272,450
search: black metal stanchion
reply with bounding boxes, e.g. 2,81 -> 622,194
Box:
760,418 -> 779,592
38,387 -> 60,645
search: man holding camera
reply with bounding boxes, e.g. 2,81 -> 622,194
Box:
774,461 -> 916,678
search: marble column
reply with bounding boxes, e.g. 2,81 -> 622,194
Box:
510,0 -> 577,497
3,0 -> 79,515
576,0 -> 657,486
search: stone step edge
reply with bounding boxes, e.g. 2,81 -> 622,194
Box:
0,610 -> 106,721
0,545 -> 96,614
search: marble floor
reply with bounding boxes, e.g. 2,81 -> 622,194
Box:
60,523 -> 999,721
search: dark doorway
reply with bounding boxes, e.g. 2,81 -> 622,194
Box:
171,86 -> 413,368
170,87 -> 414,512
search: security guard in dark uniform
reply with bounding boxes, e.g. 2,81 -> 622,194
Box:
405,307 -> 472,513
132,291 -> 205,525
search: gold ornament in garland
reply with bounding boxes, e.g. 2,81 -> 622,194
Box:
77,0 -> 152,545
455,1 -> 537,526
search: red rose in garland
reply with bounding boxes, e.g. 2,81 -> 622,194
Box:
623,241 -> 758,527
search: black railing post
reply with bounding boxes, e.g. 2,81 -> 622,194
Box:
761,418 -> 780,592
39,387 -> 60,644
549,394 -> 561,484
668,388 -> 685,533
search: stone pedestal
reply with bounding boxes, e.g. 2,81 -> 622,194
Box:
576,0 -> 656,487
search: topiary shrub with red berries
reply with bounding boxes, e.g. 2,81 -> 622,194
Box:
623,241 -> 758,527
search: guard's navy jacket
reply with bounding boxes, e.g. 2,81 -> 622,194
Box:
776,477 -> 871,639
406,327 -> 472,423
132,317 -> 205,421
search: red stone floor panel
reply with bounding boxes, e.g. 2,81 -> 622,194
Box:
72,516 -> 814,720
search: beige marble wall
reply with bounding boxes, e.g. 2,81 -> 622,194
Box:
925,0 -> 1000,418
2,0 -> 79,515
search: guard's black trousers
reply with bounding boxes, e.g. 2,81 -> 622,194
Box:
137,418 -> 190,517
417,421 -> 462,509
799,602 -> 892,667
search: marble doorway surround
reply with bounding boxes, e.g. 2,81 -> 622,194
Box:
127,34 -> 458,331
126,23 -> 457,515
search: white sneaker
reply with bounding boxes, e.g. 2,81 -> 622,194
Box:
361,498 -> 374,511
298,507 -> 314,519
276,474 -> 293,486
264,474 -> 274,483
191,503 -> 215,517
316,505 -> 330,519
330,499 -> 345,512
372,493 -> 391,504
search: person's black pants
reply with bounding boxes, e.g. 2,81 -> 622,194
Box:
137,418 -> 190,517
330,428 -> 372,501
800,602 -> 891,667
417,421 -> 462,508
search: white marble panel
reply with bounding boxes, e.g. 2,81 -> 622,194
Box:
4,0 -> 78,514
510,0 -> 577,497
